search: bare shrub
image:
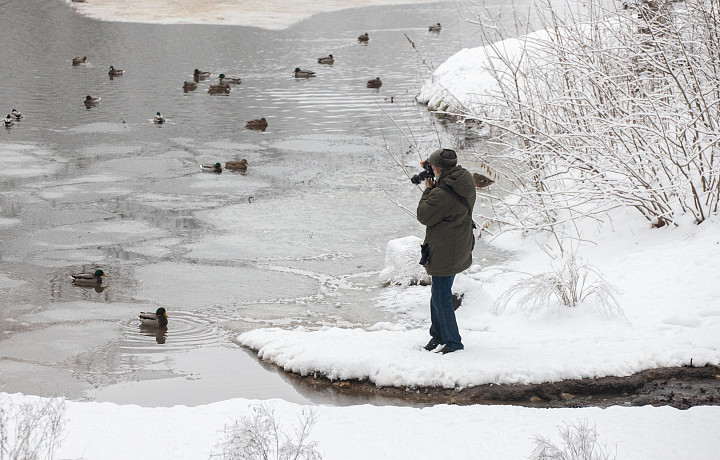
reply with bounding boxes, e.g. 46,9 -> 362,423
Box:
492,253 -> 623,317
210,402 -> 322,460
531,419 -> 617,460
0,396 -> 66,460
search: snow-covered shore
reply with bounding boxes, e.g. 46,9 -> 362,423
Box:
67,0 -> 451,29
3,392 -> 719,459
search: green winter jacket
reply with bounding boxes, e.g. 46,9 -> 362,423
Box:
416,165 -> 476,276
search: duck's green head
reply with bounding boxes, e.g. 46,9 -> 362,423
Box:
85,95 -> 92,101
219,73 -> 226,79
156,307 -> 168,317
94,269 -> 106,277
215,162 -> 221,168
294,68 -> 302,72
156,112 -> 162,116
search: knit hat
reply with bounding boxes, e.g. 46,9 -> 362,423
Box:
428,148 -> 458,169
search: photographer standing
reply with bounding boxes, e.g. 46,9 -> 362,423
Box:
416,148 -> 476,354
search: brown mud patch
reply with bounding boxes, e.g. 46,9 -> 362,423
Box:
276,364 -> 720,409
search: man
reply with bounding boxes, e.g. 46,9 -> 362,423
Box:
416,148 -> 476,354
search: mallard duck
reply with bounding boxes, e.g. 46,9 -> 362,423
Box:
294,67 -> 316,78
153,112 -> 166,124
317,54 -> 334,64
3,115 -> 14,127
225,159 -> 248,173
473,172 -> 495,188
358,32 -> 369,42
84,95 -> 101,107
219,73 -> 241,85
139,307 -> 168,328
429,22 -> 442,32
194,68 -> 211,79
72,56 -> 87,66
367,77 -> 382,88
70,269 -> 107,285
245,117 -> 267,131
208,84 -> 231,94
108,65 -> 124,76
183,81 -> 198,91
11,109 -> 22,120
201,162 -> 223,173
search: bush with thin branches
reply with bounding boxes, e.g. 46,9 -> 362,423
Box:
0,396 -> 66,460
531,419 -> 617,460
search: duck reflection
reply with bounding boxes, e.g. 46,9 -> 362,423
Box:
71,282 -> 108,293
140,324 -> 167,344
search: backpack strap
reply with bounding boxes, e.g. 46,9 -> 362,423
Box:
437,182 -> 477,229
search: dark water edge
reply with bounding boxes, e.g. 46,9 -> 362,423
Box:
265,362 -> 720,409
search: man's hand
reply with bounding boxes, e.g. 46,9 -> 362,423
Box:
424,176 -> 436,189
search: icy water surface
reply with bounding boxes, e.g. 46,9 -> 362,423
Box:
0,0 -> 515,406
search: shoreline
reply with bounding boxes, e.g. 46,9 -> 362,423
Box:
260,360 -> 720,409
66,0 -> 452,30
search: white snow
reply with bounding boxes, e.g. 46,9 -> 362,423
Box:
1,392 -> 718,459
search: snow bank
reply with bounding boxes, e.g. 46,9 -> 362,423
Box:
2,392 -> 718,459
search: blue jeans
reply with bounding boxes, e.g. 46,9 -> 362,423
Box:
429,275 -> 463,351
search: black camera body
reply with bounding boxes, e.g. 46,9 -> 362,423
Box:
410,160 -> 434,184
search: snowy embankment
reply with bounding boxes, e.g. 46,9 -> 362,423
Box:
238,212 -> 720,388
3,392 -> 719,459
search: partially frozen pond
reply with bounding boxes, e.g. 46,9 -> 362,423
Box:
0,0 -> 512,406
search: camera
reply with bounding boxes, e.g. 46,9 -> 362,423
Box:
410,160 -> 434,184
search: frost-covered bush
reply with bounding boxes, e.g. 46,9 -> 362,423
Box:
531,419 -> 617,460
378,236 -> 431,286
457,0 -> 720,232
492,253 -> 623,317
210,402 -> 322,460
0,396 -> 66,460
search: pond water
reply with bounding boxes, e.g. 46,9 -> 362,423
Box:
0,0 -> 527,406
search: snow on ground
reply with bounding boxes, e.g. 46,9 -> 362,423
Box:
238,211 -> 720,388
67,0 -> 451,30
2,392 -> 718,459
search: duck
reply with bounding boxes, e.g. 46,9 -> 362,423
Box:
429,22 -> 442,32
208,84 -> 231,94
108,65 -> 124,77
366,77 -> 382,88
201,162 -> 223,173
219,73 -> 241,85
72,56 -> 87,66
183,81 -> 198,91
358,32 -> 369,42
153,112 -> 166,124
11,109 -> 22,120
294,67 -> 316,78
84,95 -> 101,107
139,307 -> 168,328
225,159 -> 248,173
70,269 -> 107,285
245,117 -> 267,131
473,172 -> 495,188
317,54 -> 334,65
3,115 -> 14,127
194,68 -> 211,79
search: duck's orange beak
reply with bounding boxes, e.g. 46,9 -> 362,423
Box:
163,313 -> 169,318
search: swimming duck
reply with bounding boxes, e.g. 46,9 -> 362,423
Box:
473,172 -> 495,188
294,68 -> 316,78
183,81 -> 198,91
3,115 -> 14,127
72,56 -> 87,66
201,162 -> 223,173
429,22 -> 442,32
225,159 -> 248,173
84,95 -> 101,107
366,77 -> 382,88
11,109 -> 22,120
219,73 -> 241,85
358,33 -> 369,42
108,65 -> 124,77
70,269 -> 106,285
208,84 -> 231,94
153,112 -> 166,124
139,307 -> 168,328
245,118 -> 268,131
317,54 -> 334,65
194,69 -> 211,79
